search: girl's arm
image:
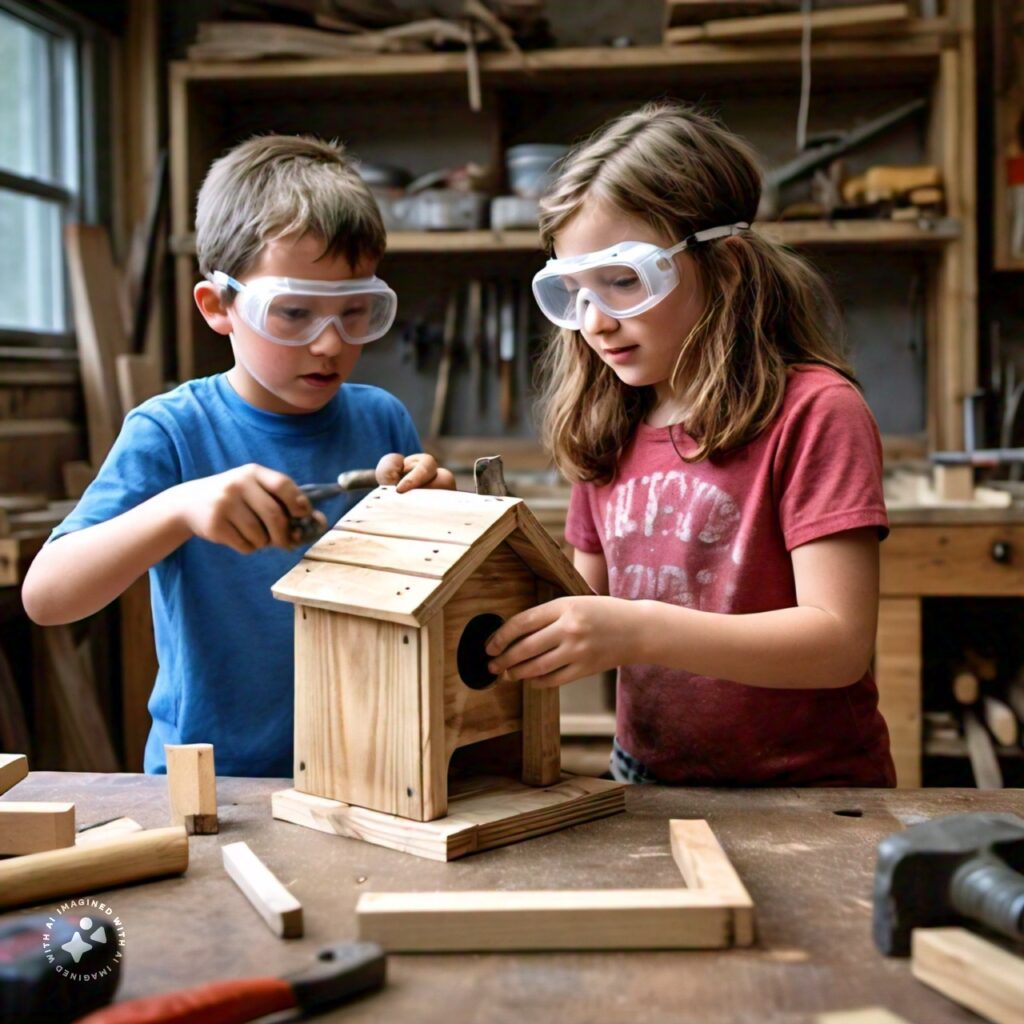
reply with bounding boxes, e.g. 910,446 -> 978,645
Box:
487,527 -> 879,691
574,549 -> 608,595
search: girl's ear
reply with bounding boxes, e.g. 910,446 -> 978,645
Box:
193,280 -> 233,336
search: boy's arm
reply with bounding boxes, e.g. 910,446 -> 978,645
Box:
22,464 -> 317,626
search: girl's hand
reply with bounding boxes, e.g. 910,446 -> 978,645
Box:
485,596 -> 641,689
174,464 -> 320,553
376,452 -> 456,493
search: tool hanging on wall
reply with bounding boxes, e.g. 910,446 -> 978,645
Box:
499,280 -> 517,428
430,289 -> 461,438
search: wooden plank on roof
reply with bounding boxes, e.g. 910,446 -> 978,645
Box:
272,557 -> 439,625
304,530 -> 465,579
335,487 -> 518,545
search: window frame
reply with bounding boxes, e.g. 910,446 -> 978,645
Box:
0,0 -> 105,351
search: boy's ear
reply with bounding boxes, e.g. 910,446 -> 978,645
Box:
194,280 -> 233,336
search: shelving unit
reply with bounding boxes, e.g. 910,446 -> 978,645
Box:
167,4 -> 979,785
169,12 -> 976,454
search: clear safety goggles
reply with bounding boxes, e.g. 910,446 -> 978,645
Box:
209,270 -> 398,346
531,222 -> 749,330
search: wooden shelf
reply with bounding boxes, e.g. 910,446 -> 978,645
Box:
171,34 -> 947,96
170,219 -> 960,259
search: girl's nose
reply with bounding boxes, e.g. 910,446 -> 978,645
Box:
580,297 -> 619,335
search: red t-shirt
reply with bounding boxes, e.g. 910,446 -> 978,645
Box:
565,364 -> 896,787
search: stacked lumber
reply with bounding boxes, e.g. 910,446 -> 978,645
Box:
925,647 -> 1024,789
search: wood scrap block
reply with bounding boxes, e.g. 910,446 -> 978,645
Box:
75,816 -> 144,846
911,927 -> 1024,1024
0,753 -> 27,795
0,801 -> 75,855
221,841 -> 303,938
933,465 -> 974,502
0,826 -> 188,911
165,742 -> 218,834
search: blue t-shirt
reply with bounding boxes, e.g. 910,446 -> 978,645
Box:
50,374 -> 421,777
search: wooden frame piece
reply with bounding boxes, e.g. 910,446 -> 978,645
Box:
0,752 -> 27,795
273,774 -> 625,862
354,819 -> 754,950
911,927 -> 1024,1024
0,802 -> 75,855
165,743 -> 218,834
222,840 -> 303,938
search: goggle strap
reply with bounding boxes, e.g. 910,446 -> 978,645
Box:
208,270 -> 244,292
664,222 -> 750,259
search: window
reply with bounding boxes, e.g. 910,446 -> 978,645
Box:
0,2 -> 88,345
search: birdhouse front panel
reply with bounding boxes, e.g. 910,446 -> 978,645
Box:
293,607 -> 429,820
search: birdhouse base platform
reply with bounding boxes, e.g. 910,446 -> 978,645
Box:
271,774 -> 626,862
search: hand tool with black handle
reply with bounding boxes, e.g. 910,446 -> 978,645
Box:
76,941 -> 386,1024
289,468 -> 378,543
873,811 -> 1024,955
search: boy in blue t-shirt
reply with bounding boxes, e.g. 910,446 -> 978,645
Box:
22,134 -> 454,777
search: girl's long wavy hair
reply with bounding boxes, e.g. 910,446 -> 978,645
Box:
537,101 -> 856,485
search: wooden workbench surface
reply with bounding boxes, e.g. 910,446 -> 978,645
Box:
3,773 -> 1022,1022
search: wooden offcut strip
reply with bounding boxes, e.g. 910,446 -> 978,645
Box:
76,816 -> 144,846
355,818 -> 754,951
0,826 -> 188,911
0,752 -> 27,795
817,1010 -> 912,1024
911,928 -> 1024,1024
222,841 -> 303,938
667,3 -> 910,45
0,802 -> 75,855
273,775 -> 625,862
166,742 -> 218,834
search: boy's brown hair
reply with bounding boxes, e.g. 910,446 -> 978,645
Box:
195,134 -> 386,284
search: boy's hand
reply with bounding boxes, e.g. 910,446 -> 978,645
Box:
376,452 -> 456,493
485,596 -> 641,689
175,464 -> 323,554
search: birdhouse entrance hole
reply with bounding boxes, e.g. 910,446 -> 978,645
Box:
457,613 -> 505,690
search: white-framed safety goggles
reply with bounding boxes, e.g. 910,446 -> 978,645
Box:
531,222 -> 749,330
209,270 -> 398,346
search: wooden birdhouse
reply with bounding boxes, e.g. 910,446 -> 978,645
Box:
272,485 -> 591,823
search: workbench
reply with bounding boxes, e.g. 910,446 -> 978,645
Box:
4,773 -> 1022,1022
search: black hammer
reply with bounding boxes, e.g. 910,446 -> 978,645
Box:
873,811 -> 1024,955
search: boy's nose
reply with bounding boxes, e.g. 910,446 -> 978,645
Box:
307,318 -> 348,356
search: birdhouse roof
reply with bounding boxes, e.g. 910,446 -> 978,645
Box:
272,486 -> 590,626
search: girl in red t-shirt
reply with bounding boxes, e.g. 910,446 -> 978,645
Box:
485,101 -> 895,787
